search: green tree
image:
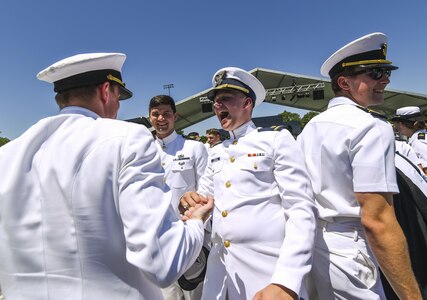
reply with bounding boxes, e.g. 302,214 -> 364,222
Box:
301,111 -> 319,129
0,137 -> 10,147
0,131 -> 10,147
279,110 -> 301,123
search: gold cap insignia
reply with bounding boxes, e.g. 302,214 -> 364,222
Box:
214,71 -> 227,87
382,43 -> 387,57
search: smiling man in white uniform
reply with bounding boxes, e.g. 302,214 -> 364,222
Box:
181,67 -> 317,300
0,53 -> 213,300
148,94 -> 209,300
297,33 -> 421,299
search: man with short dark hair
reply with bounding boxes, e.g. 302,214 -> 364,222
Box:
149,94 -> 208,300
205,128 -> 221,152
298,33 -> 421,299
0,53 -> 213,300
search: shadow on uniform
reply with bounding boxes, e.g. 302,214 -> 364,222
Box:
381,153 -> 427,299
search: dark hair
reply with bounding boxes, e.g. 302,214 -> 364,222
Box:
399,120 -> 426,130
149,95 -> 177,113
206,128 -> 220,135
55,85 -> 100,108
330,67 -> 359,93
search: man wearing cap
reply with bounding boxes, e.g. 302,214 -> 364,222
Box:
392,106 -> 427,175
148,94 -> 209,300
297,33 -> 421,299
0,53 -> 213,300
180,67 -> 317,299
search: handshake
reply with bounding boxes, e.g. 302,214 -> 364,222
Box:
179,191 -> 214,223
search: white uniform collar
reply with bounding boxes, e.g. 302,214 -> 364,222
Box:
156,131 -> 178,148
228,120 -> 256,140
59,106 -> 100,119
327,96 -> 359,109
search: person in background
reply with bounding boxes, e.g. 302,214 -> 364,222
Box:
0,53 -> 213,300
297,32 -> 421,299
187,132 -> 200,141
205,128 -> 222,153
149,94 -> 209,300
181,67 -> 317,300
392,106 -> 427,175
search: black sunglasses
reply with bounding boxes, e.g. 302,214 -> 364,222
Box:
350,68 -> 392,80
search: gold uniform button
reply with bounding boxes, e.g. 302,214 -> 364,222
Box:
230,156 -> 235,163
232,140 -> 238,145
161,162 -> 165,166
224,240 -> 231,248
253,163 -> 258,170
221,210 -> 228,217
225,181 -> 231,188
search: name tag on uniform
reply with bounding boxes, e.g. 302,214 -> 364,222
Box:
174,154 -> 190,161
211,157 -> 221,163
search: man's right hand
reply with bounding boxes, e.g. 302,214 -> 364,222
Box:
179,191 -> 208,214
180,192 -> 213,223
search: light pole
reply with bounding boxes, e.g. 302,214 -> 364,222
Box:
163,83 -> 174,96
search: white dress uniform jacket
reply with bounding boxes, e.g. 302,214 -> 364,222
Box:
154,131 -> 208,300
198,121 -> 317,300
154,131 -> 208,213
0,106 -> 204,300
408,129 -> 427,169
297,96 -> 399,299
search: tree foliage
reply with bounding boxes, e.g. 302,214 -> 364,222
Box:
301,111 -> 319,128
279,110 -> 320,131
0,132 -> 10,147
279,111 -> 301,123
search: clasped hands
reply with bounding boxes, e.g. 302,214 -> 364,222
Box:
179,191 -> 214,223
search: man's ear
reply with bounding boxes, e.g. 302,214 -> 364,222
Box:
244,97 -> 254,108
99,82 -> 110,104
337,76 -> 350,91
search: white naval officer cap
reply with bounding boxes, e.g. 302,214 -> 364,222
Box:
391,106 -> 424,122
320,32 -> 398,78
207,67 -> 266,107
37,53 -> 133,100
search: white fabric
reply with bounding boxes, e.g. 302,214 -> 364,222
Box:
154,131 -> 208,300
198,121 -> 317,300
395,140 -> 421,168
320,32 -> 387,77
309,220 -> 386,300
154,131 -> 208,214
408,129 -> 427,168
395,152 -> 427,194
37,53 -> 126,83
297,96 -> 398,299
395,106 -> 421,116
297,96 -> 399,221
211,67 -> 265,107
0,106 -> 204,300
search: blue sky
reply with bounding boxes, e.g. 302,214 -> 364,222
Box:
1,1 -> 426,139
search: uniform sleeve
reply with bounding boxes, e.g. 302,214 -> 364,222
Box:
196,152 -> 216,198
270,130 -> 318,294
194,143 -> 208,190
411,139 -> 427,168
117,126 -> 204,287
350,119 -> 398,193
